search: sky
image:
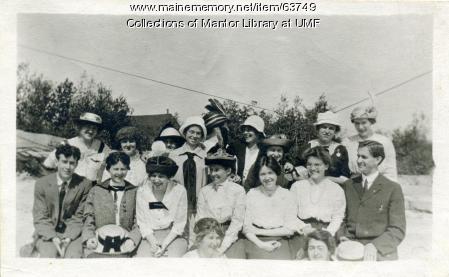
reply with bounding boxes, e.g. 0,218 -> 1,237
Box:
17,14 -> 432,137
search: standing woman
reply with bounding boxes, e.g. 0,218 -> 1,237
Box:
155,123 -> 185,152
136,156 -> 188,257
289,146 -> 345,259
244,134 -> 294,191
299,111 -> 350,184
82,152 -> 141,257
243,156 -> 297,260
44,112 -> 111,182
102,126 -> 147,186
228,115 -> 266,184
169,116 -> 208,223
342,106 -> 398,181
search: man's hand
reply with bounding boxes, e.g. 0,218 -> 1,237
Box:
121,239 -> 136,253
60,238 -> 71,257
86,237 -> 98,250
52,237 -> 64,257
257,240 -> 281,252
363,243 -> 377,261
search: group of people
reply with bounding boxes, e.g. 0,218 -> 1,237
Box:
28,99 -> 406,261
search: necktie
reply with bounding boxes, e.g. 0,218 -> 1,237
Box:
363,178 -> 368,194
109,185 -> 126,214
182,152 -> 197,212
57,181 -> 67,225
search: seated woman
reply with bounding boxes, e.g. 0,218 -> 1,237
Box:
289,146 -> 345,259
297,230 -> 336,261
196,150 -> 246,258
82,152 -> 141,257
243,156 -> 297,260
244,134 -> 294,191
102,126 -> 146,186
183,218 -> 226,258
298,111 -> 350,184
136,156 -> 188,257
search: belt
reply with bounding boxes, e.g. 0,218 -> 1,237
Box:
252,224 -> 290,240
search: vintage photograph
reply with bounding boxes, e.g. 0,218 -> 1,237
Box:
15,11 -> 432,263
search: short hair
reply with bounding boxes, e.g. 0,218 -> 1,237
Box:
302,146 -> 331,166
105,151 -> 131,170
358,140 -> 385,164
305,230 -> 336,257
253,155 -> 282,179
55,144 -> 81,161
194,218 -> 224,245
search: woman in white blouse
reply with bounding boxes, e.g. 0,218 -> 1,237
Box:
136,156 -> 188,257
289,146 -> 345,259
243,156 -> 297,260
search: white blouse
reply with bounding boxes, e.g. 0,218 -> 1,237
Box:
196,180 -> 246,250
290,178 -> 345,235
243,186 -> 297,235
136,178 -> 187,238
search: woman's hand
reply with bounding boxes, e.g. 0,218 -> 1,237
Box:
257,240 -> 281,252
146,235 -> 161,254
293,166 -> 309,181
86,237 -> 98,250
121,239 -> 136,253
283,162 -> 295,173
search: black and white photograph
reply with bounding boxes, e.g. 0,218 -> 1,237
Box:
1,1 -> 449,276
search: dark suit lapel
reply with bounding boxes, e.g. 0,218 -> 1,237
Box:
350,176 -> 364,199
62,175 -> 79,211
361,175 -> 383,203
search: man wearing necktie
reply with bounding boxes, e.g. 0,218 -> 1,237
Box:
32,144 -> 93,258
337,140 -> 406,261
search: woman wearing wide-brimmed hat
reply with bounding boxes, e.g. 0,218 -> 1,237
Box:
228,115 -> 266,184
202,98 -> 231,154
155,123 -> 185,152
244,134 -> 294,191
135,156 -> 188,257
297,111 -> 350,184
102,126 -> 147,186
43,112 -> 111,182
342,106 -> 397,181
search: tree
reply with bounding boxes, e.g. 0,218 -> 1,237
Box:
392,113 -> 434,175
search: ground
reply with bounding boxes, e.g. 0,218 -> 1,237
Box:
15,173 -> 432,259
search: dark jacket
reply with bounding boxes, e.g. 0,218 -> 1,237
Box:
300,141 -> 350,178
82,179 -> 141,245
337,174 -> 406,260
33,173 -> 93,241
227,141 -> 262,182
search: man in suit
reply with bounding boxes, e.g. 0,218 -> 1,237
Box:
33,144 -> 93,258
337,140 -> 406,261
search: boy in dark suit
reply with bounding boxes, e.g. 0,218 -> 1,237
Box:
337,140 -> 406,261
32,144 -> 92,258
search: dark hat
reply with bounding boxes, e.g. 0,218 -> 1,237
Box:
260,134 -> 293,150
115,126 -> 140,142
205,149 -> 236,169
203,112 -> 228,130
94,224 -> 133,255
146,155 -> 178,178
74,112 -> 103,127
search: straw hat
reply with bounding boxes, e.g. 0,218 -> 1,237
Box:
94,225 -> 132,255
260,134 -> 293,150
314,111 -> 341,127
335,240 -> 365,261
350,106 -> 378,123
240,115 -> 266,136
205,149 -> 236,169
75,112 -> 102,127
179,116 -> 207,139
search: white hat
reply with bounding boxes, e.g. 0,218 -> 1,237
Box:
179,116 -> 207,139
350,106 -> 378,123
240,115 -> 265,136
94,224 -> 133,255
75,112 -> 103,126
335,240 -> 365,261
314,111 -> 340,127
159,127 -> 182,138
